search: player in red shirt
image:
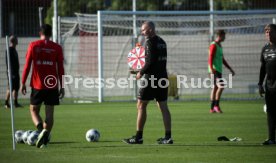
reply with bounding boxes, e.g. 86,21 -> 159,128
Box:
21,24 -> 64,148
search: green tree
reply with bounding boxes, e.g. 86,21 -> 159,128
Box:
110,0 -> 164,11
163,0 -> 208,10
214,0 -> 249,10
45,0 -> 105,24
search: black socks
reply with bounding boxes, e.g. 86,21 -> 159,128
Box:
165,131 -> 171,139
136,131 -> 143,139
211,100 -> 215,109
37,123 -> 43,132
214,100 -> 220,107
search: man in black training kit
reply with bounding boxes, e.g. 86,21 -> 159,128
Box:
5,35 -> 23,108
123,21 -> 173,144
258,24 -> 276,145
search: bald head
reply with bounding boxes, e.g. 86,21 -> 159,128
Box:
142,21 -> 155,31
141,21 -> 156,38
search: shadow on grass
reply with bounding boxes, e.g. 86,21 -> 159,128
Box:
168,143 -> 265,147
72,142 -> 267,149
50,141 -> 77,145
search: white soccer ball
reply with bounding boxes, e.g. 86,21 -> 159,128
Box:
22,130 -> 33,144
27,131 -> 40,146
15,130 -> 25,143
86,129 -> 100,142
263,104 -> 267,113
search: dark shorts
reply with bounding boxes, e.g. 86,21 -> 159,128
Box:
211,71 -> 224,86
7,73 -> 20,92
31,88 -> 60,106
265,88 -> 276,115
138,77 -> 168,102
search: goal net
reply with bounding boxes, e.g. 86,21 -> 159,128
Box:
59,11 -> 276,102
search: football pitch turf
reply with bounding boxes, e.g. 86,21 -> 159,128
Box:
0,100 -> 275,163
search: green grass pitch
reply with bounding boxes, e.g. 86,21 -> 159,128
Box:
0,100 -> 275,163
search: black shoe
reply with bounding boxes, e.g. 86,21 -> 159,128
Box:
122,136 -> 143,144
15,103 -> 23,108
157,137 -> 173,144
262,139 -> 276,145
36,129 -> 49,148
217,136 -> 230,141
44,134 -> 51,145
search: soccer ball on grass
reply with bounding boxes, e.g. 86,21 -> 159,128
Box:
86,129 -> 100,142
22,130 -> 33,144
15,130 -> 25,143
27,130 -> 40,146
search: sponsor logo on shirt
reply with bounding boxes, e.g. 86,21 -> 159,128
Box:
36,60 -> 54,65
158,56 -> 167,61
157,43 -> 166,49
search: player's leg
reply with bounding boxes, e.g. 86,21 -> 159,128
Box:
5,73 -> 10,108
13,75 -> 22,107
12,90 -> 17,102
44,105 -> 54,131
136,99 -> 148,132
155,81 -> 173,144
213,72 -> 224,113
156,100 -> 173,144
136,99 -> 149,140
39,105 -> 54,146
37,89 -> 59,148
213,87 -> 224,113
30,104 -> 43,131
30,88 -> 44,131
215,87 -> 224,104
210,85 -> 218,113
156,101 -> 171,133
5,89 -> 10,108
31,104 -> 46,147
209,73 -> 218,113
123,99 -> 148,144
263,91 -> 276,145
12,90 -> 22,107
43,89 -> 59,132
123,80 -> 152,144
30,88 -> 46,148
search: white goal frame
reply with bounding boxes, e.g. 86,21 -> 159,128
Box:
97,10 -> 276,103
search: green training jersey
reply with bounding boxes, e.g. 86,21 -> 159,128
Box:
208,41 -> 223,73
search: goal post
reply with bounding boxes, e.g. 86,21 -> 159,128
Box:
97,11 -> 103,103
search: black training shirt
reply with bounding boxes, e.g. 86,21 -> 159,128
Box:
259,42 -> 276,90
140,35 -> 167,78
5,47 -> 20,75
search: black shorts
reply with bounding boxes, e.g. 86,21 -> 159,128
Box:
31,88 -> 60,105
7,73 -> 20,92
138,77 -> 168,102
211,71 -> 223,86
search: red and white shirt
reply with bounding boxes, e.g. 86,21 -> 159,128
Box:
22,39 -> 64,90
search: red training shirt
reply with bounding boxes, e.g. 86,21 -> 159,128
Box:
22,39 -> 64,90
